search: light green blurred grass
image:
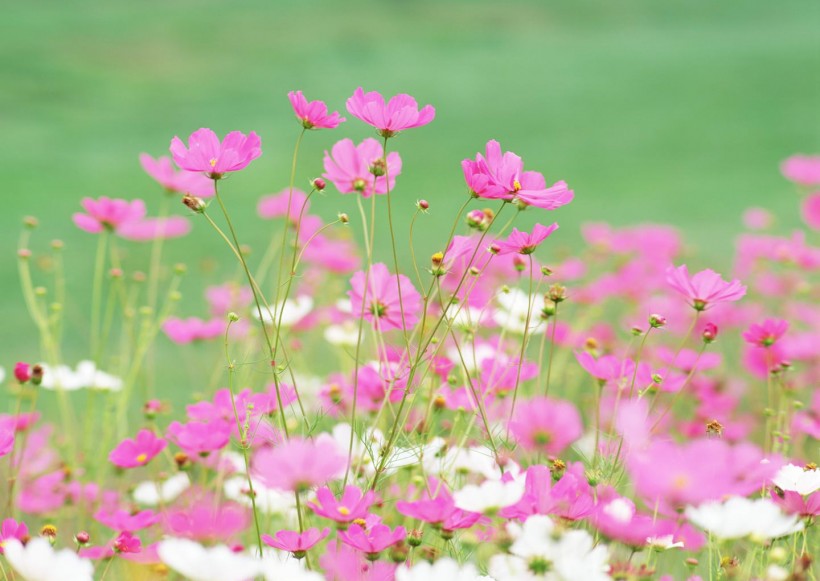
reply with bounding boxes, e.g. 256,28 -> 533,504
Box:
1,0 -> 819,369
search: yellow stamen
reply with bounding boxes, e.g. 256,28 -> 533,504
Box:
136,453 -> 148,464
209,158 -> 217,168
337,506 -> 350,516
513,179 -> 522,192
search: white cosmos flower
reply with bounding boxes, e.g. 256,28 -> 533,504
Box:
454,479 -> 525,514
772,463 -> 820,496
685,497 -> 804,540
602,498 -> 634,524
255,296 -> 313,327
396,557 -> 482,581
158,538 -> 261,581
324,320 -> 359,347
224,475 -> 298,518
494,288 -> 543,334
39,360 -> 123,391
4,538 -> 94,581
133,473 -> 190,505
259,551 -> 323,581
446,342 -> 496,373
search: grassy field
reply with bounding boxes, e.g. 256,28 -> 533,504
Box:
2,0 -> 819,372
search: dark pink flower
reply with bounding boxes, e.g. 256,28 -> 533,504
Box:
494,223 -> 559,255
781,154 -> 820,186
13,362 -> 30,384
0,519 -> 28,554
509,397 -> 583,455
253,437 -> 345,492
139,154 -> 214,197
338,523 -> 406,557
345,87 -> 435,137
665,264 -> 747,311
167,419 -> 232,456
348,262 -> 422,331
117,216 -> 191,242
73,197 -> 146,234
322,138 -> 402,197
113,531 -> 142,554
262,527 -> 330,557
108,429 -> 167,469
308,485 -> 377,524
288,91 -> 345,129
170,128 -> 262,179
742,318 -> 789,347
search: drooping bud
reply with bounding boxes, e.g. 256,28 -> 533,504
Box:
369,158 -> 387,177
338,213 -> 349,224
417,200 -> 429,212
31,365 -> 44,386
541,266 -> 553,277
75,531 -> 90,546
182,194 -> 206,213
702,322 -> 718,343
648,313 -> 667,328
311,177 -> 326,191
548,283 -> 567,303
512,255 -> 527,272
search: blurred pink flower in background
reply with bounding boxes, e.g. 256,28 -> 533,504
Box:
139,154 -> 214,197
323,138 -> 401,197
72,197 -> 146,234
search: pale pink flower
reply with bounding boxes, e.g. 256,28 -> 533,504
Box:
308,485 -> 377,524
322,138 -> 402,197
205,284 -> 253,316
164,503 -> 249,541
742,207 -> 773,230
108,429 -> 167,469
118,216 -> 191,242
665,264 -> 747,310
0,519 -> 28,554
262,527 -> 329,556
95,508 -> 159,531
139,154 -> 214,197
801,192 -> 820,230
162,317 -> 225,344
170,128 -> 262,179
288,91 -> 345,129
338,523 -> 406,556
494,223 -> 559,255
742,318 -> 789,347
167,419 -> 232,456
257,188 -> 310,222
349,263 -> 422,331
509,397 -> 583,455
781,154 -> 820,186
345,87 -> 435,136
72,197 -> 146,234
253,437 -> 346,492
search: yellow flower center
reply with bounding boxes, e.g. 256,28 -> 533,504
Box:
338,506 -> 350,516
136,453 -> 148,464
513,179 -> 522,192
209,158 -> 217,168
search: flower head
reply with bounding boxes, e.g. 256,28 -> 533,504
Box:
742,318 -> 789,348
509,396 -> 583,455
495,223 -> 559,255
308,485 -> 377,524
288,91 -> 345,129
158,538 -> 261,581
665,264 -> 747,310
348,263 -> 422,331
139,154 -> 214,197
4,538 -> 94,581
685,497 -> 803,540
109,428 -> 167,469
170,128 -> 261,179
72,197 -> 145,234
262,527 -> 329,557
781,154 -> 820,186
322,138 -> 401,197
337,523 -> 406,557
253,437 -> 345,492
345,87 -> 435,137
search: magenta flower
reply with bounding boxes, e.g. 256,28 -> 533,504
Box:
308,485 -> 377,524
162,317 -> 225,344
348,263 -> 422,331
166,419 -> 232,456
95,508 -> 159,532
253,437 -> 346,492
742,318 -> 789,347
509,396 -> 583,455
338,523 -> 406,557
164,503 -> 249,541
463,140 -> 574,210
13,362 -> 31,384
72,197 -> 146,234
395,481 -> 481,531
139,154 -> 214,197
494,223 -> 559,255
781,154 -> 820,186
288,91 -> 345,129
0,519 -> 28,554
170,128 -> 262,179
262,527 -> 330,557
108,429 -> 167,469
345,87 -> 435,137
117,216 -> 191,242
322,138 -> 402,198
665,264 -> 747,311
113,531 -> 142,554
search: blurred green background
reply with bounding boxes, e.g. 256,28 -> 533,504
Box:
2,0 -> 819,372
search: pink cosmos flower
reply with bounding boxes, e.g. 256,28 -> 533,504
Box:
338,523 -> 406,557
801,193 -> 820,230
345,87 -> 435,136
494,223 -> 559,256
253,437 -> 345,492
322,138 -> 402,197
501,463 -> 595,521
205,283 -> 253,316
162,317 -> 225,344
0,519 -> 28,553
117,216 -> 191,242
348,262 -> 422,331
320,541 -> 398,581
164,503 -> 249,541
396,480 -> 483,532
257,188 -> 310,222
113,531 -> 142,554
109,429 -> 167,469
95,508 -> 159,532
0,428 -> 13,457
139,154 -> 214,197
463,140 -> 574,210
288,91 -> 345,129
781,154 -> 820,186
742,318 -> 789,347
262,527 -> 330,557
742,207 -> 773,230
308,485 -> 377,524
509,397 -> 583,456
167,419 -> 232,456
72,197 -> 146,234
665,264 -> 747,311
170,128 -> 262,179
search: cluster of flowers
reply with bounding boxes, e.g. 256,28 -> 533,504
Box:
1,87 -> 819,581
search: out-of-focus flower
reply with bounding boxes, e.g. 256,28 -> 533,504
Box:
109,429 -> 167,469
781,154 -> 820,186
4,538 -> 94,581
157,538 -> 261,581
253,437 -> 345,492
323,138 -> 401,197
139,154 -> 214,197
494,223 -> 559,256
72,197 -> 145,234
685,497 -> 803,540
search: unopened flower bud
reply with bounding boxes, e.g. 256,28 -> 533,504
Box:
417,199 -> 429,211
541,266 -> 553,277
513,255 -> 526,272
51,240 -> 64,251
24,216 -> 39,229
144,399 -> 162,419
389,542 -> 409,563
174,452 -> 190,470
132,271 -> 147,283
174,263 -> 187,275
408,529 -> 423,547
466,209 -> 487,230
433,394 -> 446,410
109,268 -> 123,279
14,362 -> 31,384
75,531 -> 90,545
548,283 -> 567,303
702,322 -> 718,343
228,312 -> 240,322
369,158 -> 387,177
31,365 -> 44,386
17,249 -> 31,260
182,194 -> 206,213
648,313 -> 667,328
489,243 -> 501,255
311,177 -> 326,191
338,213 -> 349,224
468,266 -> 480,276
